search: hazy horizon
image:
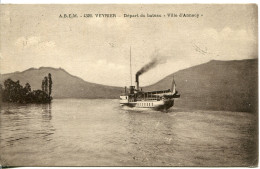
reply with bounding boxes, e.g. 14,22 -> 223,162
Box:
0,4 -> 257,86
0,58 -> 257,87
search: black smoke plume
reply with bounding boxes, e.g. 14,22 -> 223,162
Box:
136,58 -> 160,77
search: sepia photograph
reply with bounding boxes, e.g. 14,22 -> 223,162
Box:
0,4 -> 258,167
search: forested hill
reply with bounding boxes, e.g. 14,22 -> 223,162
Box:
0,67 -> 123,99
144,59 -> 258,112
0,59 -> 257,112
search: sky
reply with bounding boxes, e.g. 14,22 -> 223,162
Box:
0,4 -> 258,87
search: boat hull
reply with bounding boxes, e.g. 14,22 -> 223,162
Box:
120,99 -> 174,110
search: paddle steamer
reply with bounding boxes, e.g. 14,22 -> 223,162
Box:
120,48 -> 180,110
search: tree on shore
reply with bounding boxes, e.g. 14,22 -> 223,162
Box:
41,80 -> 45,92
44,76 -> 48,94
0,84 -> 3,102
0,73 -> 53,104
48,73 -> 52,97
24,83 -> 31,94
2,79 -> 23,102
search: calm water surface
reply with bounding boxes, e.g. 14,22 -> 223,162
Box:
0,99 -> 257,166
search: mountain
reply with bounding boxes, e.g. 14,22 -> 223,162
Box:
0,67 -> 123,99
144,59 -> 258,112
0,59 -> 258,112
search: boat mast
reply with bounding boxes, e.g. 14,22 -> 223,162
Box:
130,46 -> 132,86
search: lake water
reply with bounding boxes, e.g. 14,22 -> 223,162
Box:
0,99 -> 257,167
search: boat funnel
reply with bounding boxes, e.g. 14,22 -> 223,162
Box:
135,75 -> 139,91
129,86 -> 135,94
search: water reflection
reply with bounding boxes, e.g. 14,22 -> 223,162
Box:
41,103 -> 52,121
0,99 -> 257,167
1,103 -> 55,147
38,103 -> 55,142
120,109 -> 179,166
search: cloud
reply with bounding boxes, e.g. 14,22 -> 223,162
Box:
96,59 -> 124,69
15,36 -> 56,50
190,27 -> 256,60
82,59 -> 127,86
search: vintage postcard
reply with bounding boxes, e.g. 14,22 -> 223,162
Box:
0,4 -> 258,167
